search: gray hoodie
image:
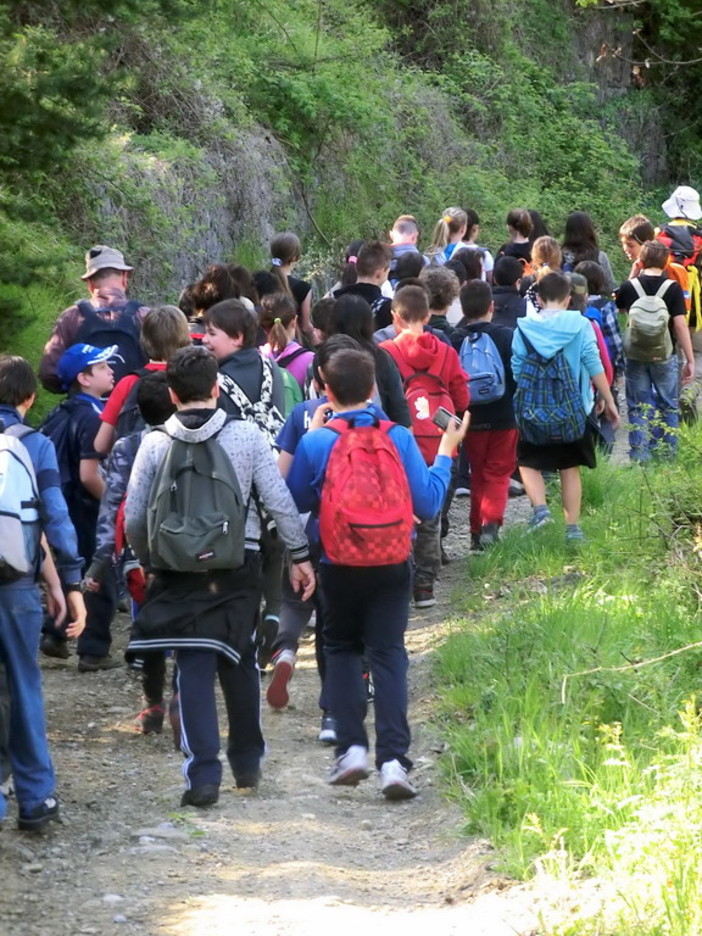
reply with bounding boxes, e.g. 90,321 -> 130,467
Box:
125,407 -> 309,567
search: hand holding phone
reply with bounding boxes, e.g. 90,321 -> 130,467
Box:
431,406 -> 461,432
435,408 -> 470,457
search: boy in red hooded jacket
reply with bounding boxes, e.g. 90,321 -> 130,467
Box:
381,285 -> 468,608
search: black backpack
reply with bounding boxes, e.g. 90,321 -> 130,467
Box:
39,400 -> 78,490
114,367 -> 152,441
74,300 -> 146,384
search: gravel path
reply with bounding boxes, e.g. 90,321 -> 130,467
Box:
2,495 -> 555,936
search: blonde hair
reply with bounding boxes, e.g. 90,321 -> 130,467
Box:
427,207 -> 468,257
531,236 -> 562,280
140,305 -> 191,360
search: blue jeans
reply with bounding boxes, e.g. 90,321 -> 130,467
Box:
625,355 -> 679,462
0,585 -> 55,820
319,561 -> 412,770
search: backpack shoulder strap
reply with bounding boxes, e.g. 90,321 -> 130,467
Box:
76,299 -> 97,318
219,370 -> 252,411
629,278 -> 646,299
277,345 -> 308,368
655,279 -> 675,299
5,423 -> 37,443
517,325 -> 537,357
426,340 -> 450,379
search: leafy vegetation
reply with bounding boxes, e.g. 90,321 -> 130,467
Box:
0,0 -> 698,357
436,423 -> 702,932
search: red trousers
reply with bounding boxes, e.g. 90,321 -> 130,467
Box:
464,428 -> 518,534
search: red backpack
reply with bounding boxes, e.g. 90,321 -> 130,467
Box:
383,341 -> 455,464
319,418 -> 413,566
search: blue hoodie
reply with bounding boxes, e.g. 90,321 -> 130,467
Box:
511,309 -> 604,416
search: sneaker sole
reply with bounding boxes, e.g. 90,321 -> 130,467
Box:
266,660 -> 294,709
382,781 -> 418,801
318,730 -> 337,746
414,598 -> 436,609
328,766 -> 370,787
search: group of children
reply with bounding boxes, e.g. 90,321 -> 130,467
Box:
1,184 -> 701,827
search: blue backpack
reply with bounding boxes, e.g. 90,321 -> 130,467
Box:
459,330 -> 505,405
513,328 -> 586,445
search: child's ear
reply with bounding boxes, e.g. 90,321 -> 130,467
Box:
76,370 -> 91,390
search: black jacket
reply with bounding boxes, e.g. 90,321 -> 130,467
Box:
491,286 -> 526,330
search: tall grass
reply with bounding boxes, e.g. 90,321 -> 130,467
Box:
437,424 -> 702,932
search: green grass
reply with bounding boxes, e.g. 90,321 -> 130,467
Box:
436,425 -> 702,932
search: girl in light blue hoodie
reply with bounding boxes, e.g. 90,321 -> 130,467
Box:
511,272 -> 619,541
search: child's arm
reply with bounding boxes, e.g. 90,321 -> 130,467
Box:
40,535 -> 66,627
85,439 -> 134,588
80,457 -> 105,500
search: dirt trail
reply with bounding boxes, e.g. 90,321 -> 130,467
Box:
1,498 -> 553,936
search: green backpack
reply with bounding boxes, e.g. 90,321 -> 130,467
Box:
280,367 -> 304,415
147,430 -> 245,573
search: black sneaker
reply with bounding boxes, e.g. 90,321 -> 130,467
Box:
18,795 -> 59,832
77,655 -> 122,673
470,533 -> 484,552
134,702 -> 165,734
180,785 -> 219,808
235,769 -> 261,790
40,633 -> 69,660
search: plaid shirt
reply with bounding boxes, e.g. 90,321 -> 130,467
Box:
595,298 -> 625,379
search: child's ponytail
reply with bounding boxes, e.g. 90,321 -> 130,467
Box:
269,231 -> 302,298
427,207 -> 468,259
259,293 -> 298,355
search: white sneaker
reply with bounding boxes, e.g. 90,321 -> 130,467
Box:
328,745 -> 369,786
266,649 -> 296,709
454,486 -> 471,497
379,759 -> 418,800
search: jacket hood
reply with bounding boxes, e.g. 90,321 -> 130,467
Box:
164,407 -> 227,444
394,330 -> 443,369
516,309 -> 585,356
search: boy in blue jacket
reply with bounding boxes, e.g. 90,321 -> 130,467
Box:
0,355 -> 86,831
286,348 -> 468,799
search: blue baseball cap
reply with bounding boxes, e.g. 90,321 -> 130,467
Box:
57,343 -> 117,390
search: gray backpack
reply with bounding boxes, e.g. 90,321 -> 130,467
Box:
0,424 -> 41,582
147,429 -> 246,573
623,278 -> 675,363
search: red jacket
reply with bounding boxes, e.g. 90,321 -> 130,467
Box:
381,330 -> 469,413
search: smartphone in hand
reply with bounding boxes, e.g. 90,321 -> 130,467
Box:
431,405 -> 461,432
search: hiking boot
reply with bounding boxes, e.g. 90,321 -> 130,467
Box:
266,649 -> 296,709
318,714 -> 338,745
413,587 -> 435,609
77,655 -> 122,673
18,795 -> 59,832
479,523 -> 500,549
379,760 -> 418,801
526,509 -> 552,533
168,694 -> 181,751
328,745 -> 370,787
180,785 -> 219,808
256,615 -> 279,670
134,702 -> 165,735
40,633 -> 69,660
